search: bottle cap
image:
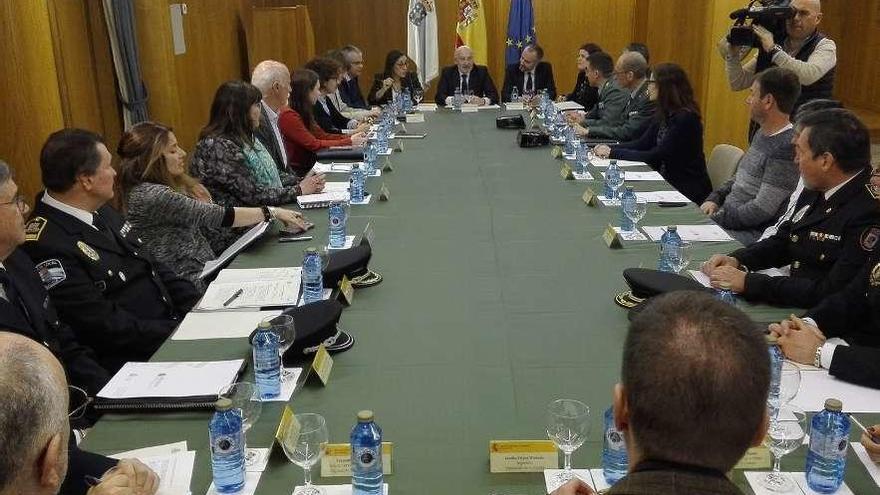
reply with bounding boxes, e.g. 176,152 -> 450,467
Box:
305,247 -> 317,255
824,398 -> 843,412
667,225 -> 677,231
719,282 -> 732,290
215,398 -> 233,411
352,163 -> 360,169
257,321 -> 271,329
765,333 -> 779,345
357,410 -> 374,422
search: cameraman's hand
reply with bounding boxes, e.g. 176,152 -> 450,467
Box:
753,25 -> 776,52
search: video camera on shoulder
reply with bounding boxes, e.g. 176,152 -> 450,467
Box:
727,0 -> 794,48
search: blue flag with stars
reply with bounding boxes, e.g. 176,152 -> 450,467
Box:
505,0 -> 536,65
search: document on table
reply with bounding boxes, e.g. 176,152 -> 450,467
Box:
478,104 -> 502,110
689,268 -> 786,288
97,359 -> 245,400
417,103 -> 438,112
851,442 -> 880,487
322,182 -> 350,193
196,267 -> 301,311
635,190 -> 690,203
200,222 -> 270,280
642,225 -> 734,242
554,101 -> 585,111
171,310 -> 282,341
791,369 -> 880,412
589,158 -> 648,168
745,471 -> 855,495
296,191 -> 351,209
112,442 -> 195,495
111,441 -> 189,459
312,162 -> 358,174
292,484 -> 389,495
602,171 -> 664,181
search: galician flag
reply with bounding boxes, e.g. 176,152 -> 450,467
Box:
455,0 -> 489,65
407,0 -> 439,85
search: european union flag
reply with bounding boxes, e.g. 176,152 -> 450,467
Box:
505,0 -> 537,65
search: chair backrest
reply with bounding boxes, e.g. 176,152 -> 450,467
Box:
707,144 -> 745,190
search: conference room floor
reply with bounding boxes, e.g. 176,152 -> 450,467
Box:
82,111 -> 880,494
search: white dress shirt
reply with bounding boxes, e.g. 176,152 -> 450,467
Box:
261,101 -> 288,168
41,191 -> 97,230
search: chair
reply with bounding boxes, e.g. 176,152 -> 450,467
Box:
707,144 -> 745,190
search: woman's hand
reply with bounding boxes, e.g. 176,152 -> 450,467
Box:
274,208 -> 309,231
593,144 -> 611,159
299,173 -> 325,195
351,132 -> 368,147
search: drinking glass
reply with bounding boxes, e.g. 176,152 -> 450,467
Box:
218,382 -> 263,467
413,88 -> 424,106
778,362 -> 802,407
546,399 -> 591,483
261,314 -> 296,381
668,241 -> 693,274
624,198 -> 648,232
760,405 -> 807,492
607,172 -> 624,201
282,413 -> 328,495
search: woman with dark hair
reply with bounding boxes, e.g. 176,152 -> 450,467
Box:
119,121 -> 307,290
560,43 -> 603,109
279,69 -> 367,175
367,50 -> 422,106
304,57 -> 371,135
594,63 -> 712,204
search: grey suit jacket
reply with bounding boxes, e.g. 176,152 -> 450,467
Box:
588,80 -> 657,141
584,79 -> 630,129
608,468 -> 744,495
255,104 -> 285,172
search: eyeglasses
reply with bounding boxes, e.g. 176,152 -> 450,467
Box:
0,195 -> 27,213
395,61 -> 409,67
646,79 -> 658,85
68,384 -> 92,419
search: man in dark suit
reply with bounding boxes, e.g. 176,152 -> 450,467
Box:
552,292 -> 769,495
339,44 -> 369,109
574,51 -> 655,142
21,129 -> 201,373
501,44 -> 556,102
0,331 -> 159,495
434,45 -> 499,106
702,109 -> 880,309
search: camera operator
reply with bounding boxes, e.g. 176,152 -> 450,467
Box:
719,0 -> 836,113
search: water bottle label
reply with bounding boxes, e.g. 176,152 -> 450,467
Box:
330,216 -> 342,227
605,428 -> 626,450
809,434 -> 848,459
354,446 -> 379,469
212,434 -> 240,455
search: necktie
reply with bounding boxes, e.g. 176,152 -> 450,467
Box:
0,269 -> 14,303
460,74 -> 468,92
525,72 -> 533,93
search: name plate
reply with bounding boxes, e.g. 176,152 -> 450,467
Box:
360,221 -> 375,248
603,224 -> 623,249
550,146 -> 563,159
379,183 -> 391,201
489,440 -> 558,473
306,345 -> 333,386
560,163 -> 574,180
321,442 -> 394,477
505,102 -> 526,111
338,275 -> 355,305
275,405 -> 300,444
405,113 -> 425,123
734,446 -> 771,470
460,104 -> 479,113
582,187 -> 599,206
382,157 -> 393,172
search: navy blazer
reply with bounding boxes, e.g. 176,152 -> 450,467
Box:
313,97 -> 352,134
339,76 -> 368,109
367,72 -> 422,106
434,65 -> 499,104
501,61 -> 557,101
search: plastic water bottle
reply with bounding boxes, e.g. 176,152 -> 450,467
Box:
574,141 -> 588,174
806,398 -> 850,493
510,86 -> 520,103
767,335 -> 784,416
252,322 -> 280,399
328,201 -> 347,248
402,89 -> 412,113
536,90 -> 547,119
351,410 -> 383,495
620,186 -> 636,231
564,127 -> 576,156
350,163 -> 365,203
604,160 -> 621,199
657,226 -> 682,272
210,398 -> 246,493
715,282 -> 737,305
602,406 -> 628,485
362,142 -> 375,175
453,88 -> 463,110
301,247 -> 323,304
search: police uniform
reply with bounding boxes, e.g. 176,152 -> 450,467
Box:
806,253 -> 880,348
0,249 -> 109,395
22,194 -> 201,371
729,170 -> 880,308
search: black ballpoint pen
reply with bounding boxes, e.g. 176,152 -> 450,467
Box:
222,288 -> 244,307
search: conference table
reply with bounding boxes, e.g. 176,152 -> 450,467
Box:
82,110 -> 880,494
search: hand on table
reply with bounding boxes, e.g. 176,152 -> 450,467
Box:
701,254 -> 739,274
708,265 -> 746,292
862,425 -> 880,462
300,172 -> 325,194
351,132 -> 368,147
772,315 -> 826,365
700,201 -> 719,215
550,479 -> 596,495
593,144 -> 611,159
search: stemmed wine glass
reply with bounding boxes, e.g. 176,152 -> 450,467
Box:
760,405 -> 807,492
623,198 -> 648,233
413,88 -> 424,107
218,381 -> 263,467
261,314 -> 296,382
546,399 -> 591,483
607,172 -> 624,203
668,241 -> 693,274
283,413 -> 328,495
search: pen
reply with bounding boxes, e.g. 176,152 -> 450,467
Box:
222,288 -> 244,307
279,236 -> 313,243
848,413 -> 880,443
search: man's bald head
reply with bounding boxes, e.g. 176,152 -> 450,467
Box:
453,45 -> 475,73
0,333 -> 69,494
788,0 -> 823,41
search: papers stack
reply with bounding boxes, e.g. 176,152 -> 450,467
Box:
791,369 -> 880,412
635,190 -> 690,203
554,101 -> 585,111
589,158 -> 648,168
641,225 -> 734,242
602,171 -> 664,181
172,310 -> 282,340
112,442 -> 195,495
196,267 -> 301,311
312,162 -> 358,174
200,222 -> 270,280
296,190 -> 350,209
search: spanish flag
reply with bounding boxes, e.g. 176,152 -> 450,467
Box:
455,0 -> 489,65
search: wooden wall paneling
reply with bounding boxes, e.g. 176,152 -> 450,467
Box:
0,2 -> 66,201
823,0 -> 880,112
249,7 -> 315,74
133,1 -> 183,139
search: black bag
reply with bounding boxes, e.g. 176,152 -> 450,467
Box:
496,114 -> 525,129
517,130 -> 550,148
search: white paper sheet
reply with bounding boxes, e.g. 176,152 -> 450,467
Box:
851,442 -> 880,488
139,451 -> 196,495
641,225 -> 734,242
111,441 -> 189,459
543,469 -> 594,493
292,484 -> 388,495
417,103 -> 437,112
612,227 -> 649,241
296,191 -> 351,209
171,310 -> 282,341
589,158 -> 649,168
478,104 -> 502,110
505,102 -> 526,111
97,360 -> 244,400
635,190 -> 690,203
322,182 -> 349,193
207,471 -> 262,495
200,222 -> 270,280
572,171 -> 594,181
554,101 -> 585,111
602,171 -> 664,182
196,267 -> 301,311
260,367 -> 303,402
245,448 -> 271,473
689,267 -> 786,288
587,469 -> 612,491
312,162 -> 357,174
791,370 -> 880,413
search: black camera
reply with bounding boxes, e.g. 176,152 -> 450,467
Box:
727,0 -> 794,48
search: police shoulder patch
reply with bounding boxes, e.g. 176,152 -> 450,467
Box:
861,227 -> 880,252
25,217 -> 47,242
35,259 -> 66,290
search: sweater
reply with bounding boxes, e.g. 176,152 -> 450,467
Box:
708,126 -> 798,245
278,108 -> 352,175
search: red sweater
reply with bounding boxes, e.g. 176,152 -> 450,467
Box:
278,107 -> 352,173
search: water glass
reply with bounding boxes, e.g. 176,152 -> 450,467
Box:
261,314 -> 296,380
282,413 -> 328,495
546,399 -> 591,483
624,198 -> 648,231
761,405 -> 807,492
668,241 -> 693,274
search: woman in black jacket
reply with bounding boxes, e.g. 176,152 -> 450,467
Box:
560,42 -> 603,110
368,50 -> 422,106
305,57 -> 370,135
594,63 -> 712,204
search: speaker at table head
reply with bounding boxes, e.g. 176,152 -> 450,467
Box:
616,267 -> 713,318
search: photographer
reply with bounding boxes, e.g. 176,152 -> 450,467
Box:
719,0 -> 836,112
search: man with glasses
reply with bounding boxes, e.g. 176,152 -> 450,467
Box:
571,51 -> 655,142
338,45 -> 369,110
0,160 -> 109,399
565,51 -> 628,132
501,44 -> 557,101
434,45 -> 499,106
0,331 -> 158,495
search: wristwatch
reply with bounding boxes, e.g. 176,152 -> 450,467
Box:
260,206 -> 275,222
813,344 -> 823,368
768,44 -> 782,58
